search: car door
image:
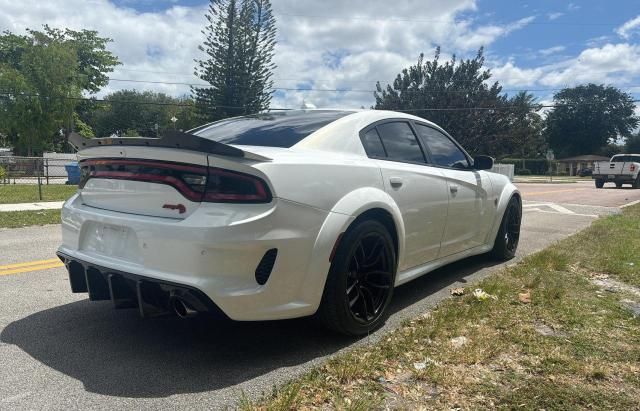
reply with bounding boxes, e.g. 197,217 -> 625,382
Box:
413,123 -> 493,257
360,121 -> 449,271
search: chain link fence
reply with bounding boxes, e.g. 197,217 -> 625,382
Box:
0,154 -> 78,201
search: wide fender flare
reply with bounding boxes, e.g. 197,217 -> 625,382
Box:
485,183 -> 521,246
298,187 -> 406,312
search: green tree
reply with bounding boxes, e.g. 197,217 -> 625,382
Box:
193,0 -> 277,121
374,48 -> 511,156
544,84 -> 638,157
33,26 -> 120,93
503,91 -> 545,164
0,27 -> 118,155
624,133 -> 640,153
0,39 -> 78,155
86,90 -> 199,137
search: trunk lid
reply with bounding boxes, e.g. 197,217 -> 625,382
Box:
71,132 -> 272,219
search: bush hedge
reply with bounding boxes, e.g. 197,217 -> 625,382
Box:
500,158 -> 550,175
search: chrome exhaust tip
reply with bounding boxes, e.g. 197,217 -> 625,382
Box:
171,297 -> 198,319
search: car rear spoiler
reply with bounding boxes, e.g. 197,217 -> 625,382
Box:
68,131 -> 271,161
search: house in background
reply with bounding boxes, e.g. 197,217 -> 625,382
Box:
556,154 -> 609,176
0,147 -> 14,158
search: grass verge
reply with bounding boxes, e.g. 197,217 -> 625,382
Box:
0,209 -> 61,228
245,205 -> 640,410
0,184 -> 77,204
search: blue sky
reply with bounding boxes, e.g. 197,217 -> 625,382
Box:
479,1 -> 636,64
2,0 -> 640,110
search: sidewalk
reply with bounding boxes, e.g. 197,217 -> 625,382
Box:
513,176 -> 587,184
0,201 -> 64,212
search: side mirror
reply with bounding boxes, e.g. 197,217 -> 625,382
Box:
473,155 -> 494,170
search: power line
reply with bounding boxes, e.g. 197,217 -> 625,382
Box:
0,91 -> 282,110
2,90 -> 638,112
117,68 -> 384,84
272,12 -> 623,27
115,67 -> 640,89
104,77 -> 640,96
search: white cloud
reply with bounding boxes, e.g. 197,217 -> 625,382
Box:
539,45 -> 566,56
616,15 -> 640,39
486,41 -> 640,105
0,0 -> 207,98
547,12 -> 563,21
586,35 -> 611,47
539,43 -> 640,86
452,16 -> 535,50
1,0 -> 542,109
2,0 -> 635,114
491,62 -> 544,87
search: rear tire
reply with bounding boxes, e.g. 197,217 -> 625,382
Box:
635,176 -> 640,189
317,220 -> 396,336
491,196 -> 522,261
595,179 -> 604,188
616,182 -> 623,189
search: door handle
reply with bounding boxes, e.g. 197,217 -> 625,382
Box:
389,177 -> 403,188
449,184 -> 459,193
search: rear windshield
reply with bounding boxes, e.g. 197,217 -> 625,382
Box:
190,110 -> 353,148
611,155 -> 640,162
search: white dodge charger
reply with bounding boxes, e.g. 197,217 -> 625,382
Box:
57,109 -> 521,335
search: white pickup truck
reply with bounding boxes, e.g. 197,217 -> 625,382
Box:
592,154 -> 640,188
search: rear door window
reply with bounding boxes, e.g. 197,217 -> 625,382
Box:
375,122 -> 426,163
361,128 -> 387,157
415,124 -> 469,169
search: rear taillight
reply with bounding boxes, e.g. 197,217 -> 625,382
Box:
79,159 -> 271,203
203,167 -> 271,203
631,164 -> 636,172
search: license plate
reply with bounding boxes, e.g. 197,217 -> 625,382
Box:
81,223 -> 141,262
608,175 -> 615,179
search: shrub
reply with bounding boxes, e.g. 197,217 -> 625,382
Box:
500,158 -> 550,175
517,168 -> 532,175
0,165 -> 5,181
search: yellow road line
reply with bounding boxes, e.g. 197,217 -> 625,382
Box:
526,188 -> 587,196
0,262 -> 64,276
0,258 -> 61,270
0,258 -> 64,276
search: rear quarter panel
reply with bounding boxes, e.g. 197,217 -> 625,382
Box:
254,150 -> 385,212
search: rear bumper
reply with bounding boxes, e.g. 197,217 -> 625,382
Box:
58,194 -> 352,320
57,252 -> 228,319
593,174 -> 636,183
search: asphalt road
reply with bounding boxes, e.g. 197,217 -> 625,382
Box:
518,180 -> 640,207
0,184 -> 637,409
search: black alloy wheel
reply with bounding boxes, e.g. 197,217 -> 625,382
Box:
345,232 -> 394,324
491,196 -> 522,260
503,199 -> 521,255
318,220 -> 396,336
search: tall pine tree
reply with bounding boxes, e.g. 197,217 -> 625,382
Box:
193,0 -> 276,121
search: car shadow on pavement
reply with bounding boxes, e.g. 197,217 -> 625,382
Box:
0,254 -> 501,399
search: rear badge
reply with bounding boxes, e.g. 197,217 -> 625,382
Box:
163,204 -> 186,214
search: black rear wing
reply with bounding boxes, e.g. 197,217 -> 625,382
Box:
68,131 -> 271,161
